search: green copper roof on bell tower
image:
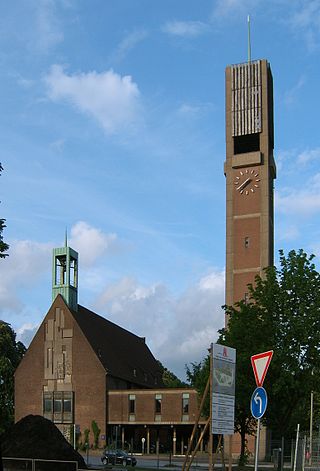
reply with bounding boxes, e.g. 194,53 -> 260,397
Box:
52,236 -> 78,311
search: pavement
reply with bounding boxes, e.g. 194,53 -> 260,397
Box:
79,452 -> 275,470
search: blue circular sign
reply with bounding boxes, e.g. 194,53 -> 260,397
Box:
250,386 -> 268,419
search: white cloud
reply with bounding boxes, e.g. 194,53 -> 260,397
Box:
0,240 -> 53,313
0,221 -> 120,315
50,138 -> 65,152
16,323 -> 39,347
297,147 -> 320,165
162,20 -> 209,37
276,184 -> 320,217
284,76 -> 306,106
94,269 -> 225,379
212,0 -> 260,18
288,1 -> 320,51
34,0 -> 64,52
112,30 -> 148,62
45,65 -> 141,134
177,103 -> 202,117
70,221 -> 118,267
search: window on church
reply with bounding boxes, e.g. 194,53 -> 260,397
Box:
182,393 -> 189,414
43,391 -> 73,424
62,346 -> 67,378
129,394 -> 136,414
244,292 -> 249,304
244,237 -> 250,248
54,395 -> 62,413
155,394 -> 162,414
43,393 -> 53,414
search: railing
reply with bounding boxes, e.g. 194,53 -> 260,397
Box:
3,457 -> 78,471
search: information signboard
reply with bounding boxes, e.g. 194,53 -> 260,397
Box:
211,344 -> 236,435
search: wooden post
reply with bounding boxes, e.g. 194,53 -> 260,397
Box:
185,419 -> 210,471
182,376 -> 210,471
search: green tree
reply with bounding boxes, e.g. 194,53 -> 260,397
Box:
0,322 -> 26,436
0,163 -> 9,258
91,420 -> 101,449
157,361 -> 187,388
220,249 -> 320,457
185,356 -> 210,415
219,299 -> 272,463
187,250 -> 320,464
248,249 -> 320,436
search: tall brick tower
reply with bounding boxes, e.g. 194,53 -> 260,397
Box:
224,60 -> 276,313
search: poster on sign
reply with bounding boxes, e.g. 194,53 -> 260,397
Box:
211,344 -> 236,435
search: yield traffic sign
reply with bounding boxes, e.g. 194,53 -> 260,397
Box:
250,387 -> 268,419
251,350 -> 273,387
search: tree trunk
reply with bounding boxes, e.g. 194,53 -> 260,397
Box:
238,424 -> 247,467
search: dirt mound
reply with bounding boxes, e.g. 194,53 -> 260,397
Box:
2,415 -> 87,469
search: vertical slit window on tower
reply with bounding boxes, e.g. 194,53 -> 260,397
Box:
244,237 -> 250,248
55,256 -> 67,285
70,258 -> 77,287
244,293 -> 249,304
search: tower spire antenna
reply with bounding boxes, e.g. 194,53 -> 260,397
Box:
65,227 -> 68,247
247,14 -> 251,63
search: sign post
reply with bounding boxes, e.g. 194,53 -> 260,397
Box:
212,344 -> 236,435
211,344 -> 236,471
250,351 -> 273,471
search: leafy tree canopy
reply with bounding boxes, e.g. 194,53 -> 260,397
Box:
157,360 -> 187,388
221,249 -> 320,438
0,322 -> 26,436
187,250 -> 320,462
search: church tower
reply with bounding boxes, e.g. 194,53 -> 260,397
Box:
52,237 -> 78,311
224,60 -> 276,312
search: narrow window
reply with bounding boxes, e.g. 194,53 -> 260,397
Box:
244,292 -> 249,304
182,393 -> 189,414
63,398 -> 71,413
46,348 -> 51,369
43,393 -> 53,414
129,394 -> 136,414
54,395 -> 62,413
70,258 -> 77,287
62,346 -> 67,378
55,256 -> 67,285
244,237 -> 250,248
155,394 -> 162,414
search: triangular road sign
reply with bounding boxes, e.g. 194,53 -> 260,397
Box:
251,350 -> 273,387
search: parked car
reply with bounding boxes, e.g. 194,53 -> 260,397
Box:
101,449 -> 137,467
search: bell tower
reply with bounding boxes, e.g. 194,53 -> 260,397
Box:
52,236 -> 78,311
224,60 -> 276,313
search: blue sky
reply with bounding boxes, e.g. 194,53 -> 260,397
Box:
1,0 -> 320,379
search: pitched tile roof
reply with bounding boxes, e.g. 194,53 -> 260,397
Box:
72,304 -> 163,388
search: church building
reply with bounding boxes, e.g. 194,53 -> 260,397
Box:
14,243 -> 206,453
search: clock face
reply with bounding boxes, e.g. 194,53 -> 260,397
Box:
234,169 -> 260,195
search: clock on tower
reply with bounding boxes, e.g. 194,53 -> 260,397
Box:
224,59 -> 276,320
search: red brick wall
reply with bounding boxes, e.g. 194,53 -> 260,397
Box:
108,389 -> 202,424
